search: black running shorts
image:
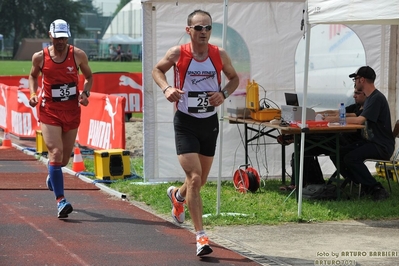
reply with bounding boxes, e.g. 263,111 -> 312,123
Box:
173,110 -> 219,156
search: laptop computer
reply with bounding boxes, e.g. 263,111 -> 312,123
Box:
284,93 -> 299,106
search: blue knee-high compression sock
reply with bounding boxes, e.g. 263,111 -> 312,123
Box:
48,162 -> 64,200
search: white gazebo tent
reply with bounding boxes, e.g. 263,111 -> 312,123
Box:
101,34 -> 142,45
141,0 -> 399,215
294,0 -> 399,215
99,34 -> 142,58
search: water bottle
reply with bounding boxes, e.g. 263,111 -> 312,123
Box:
339,103 -> 346,126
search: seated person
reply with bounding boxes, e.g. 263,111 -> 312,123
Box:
325,66 -> 394,201
114,44 -> 124,61
317,85 -> 366,146
125,49 -> 133,61
109,44 -> 117,61
277,86 -> 364,146
280,87 -> 366,191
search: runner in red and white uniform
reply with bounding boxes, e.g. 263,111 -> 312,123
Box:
28,19 -> 93,219
152,10 -> 239,257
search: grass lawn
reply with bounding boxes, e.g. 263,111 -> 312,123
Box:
0,60 -> 142,75
110,175 -> 399,226
62,154 -> 399,227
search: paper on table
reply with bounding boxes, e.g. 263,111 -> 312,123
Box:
328,122 -> 341,127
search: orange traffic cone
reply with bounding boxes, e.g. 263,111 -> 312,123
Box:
72,147 -> 85,172
1,128 -> 12,149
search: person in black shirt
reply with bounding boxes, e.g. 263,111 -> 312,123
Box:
280,87 -> 366,191
320,86 -> 366,146
326,66 -> 394,201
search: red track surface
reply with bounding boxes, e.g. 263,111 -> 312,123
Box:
0,147 -> 259,266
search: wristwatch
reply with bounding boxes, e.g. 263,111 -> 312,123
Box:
222,89 -> 229,99
82,91 -> 90,97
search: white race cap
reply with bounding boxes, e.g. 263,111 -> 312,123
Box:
49,19 -> 71,38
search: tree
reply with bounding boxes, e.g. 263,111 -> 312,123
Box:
0,0 -> 91,58
80,0 -> 101,14
114,0 -> 131,17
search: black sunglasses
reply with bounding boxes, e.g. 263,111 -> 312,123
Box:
189,25 -> 212,31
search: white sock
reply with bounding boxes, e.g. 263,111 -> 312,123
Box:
196,230 -> 206,239
176,189 -> 185,202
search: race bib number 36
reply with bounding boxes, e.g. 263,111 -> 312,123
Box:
187,91 -> 215,113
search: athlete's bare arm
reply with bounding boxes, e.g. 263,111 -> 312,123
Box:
28,51 -> 44,107
152,46 -> 184,102
74,47 -> 93,106
219,48 -> 239,95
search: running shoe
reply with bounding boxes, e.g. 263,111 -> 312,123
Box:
57,198 -> 73,219
372,185 -> 389,201
46,175 -> 53,191
196,235 -> 213,256
167,186 -> 185,224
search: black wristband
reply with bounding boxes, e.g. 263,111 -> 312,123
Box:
221,89 -> 229,99
163,86 -> 172,94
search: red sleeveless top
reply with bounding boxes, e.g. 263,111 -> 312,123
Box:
173,43 -> 223,118
40,44 -> 79,110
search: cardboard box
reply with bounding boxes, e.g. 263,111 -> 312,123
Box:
281,105 -> 315,122
94,149 -> 131,180
35,130 -> 48,154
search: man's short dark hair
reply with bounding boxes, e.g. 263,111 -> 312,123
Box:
187,10 -> 212,25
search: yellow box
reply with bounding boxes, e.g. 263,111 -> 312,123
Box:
375,162 -> 398,182
250,109 -> 281,122
35,130 -> 48,154
94,149 -> 131,180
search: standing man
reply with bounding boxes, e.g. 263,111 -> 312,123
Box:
152,10 -> 239,256
28,19 -> 93,218
325,66 -> 394,200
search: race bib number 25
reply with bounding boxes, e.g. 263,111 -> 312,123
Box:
187,91 -> 215,113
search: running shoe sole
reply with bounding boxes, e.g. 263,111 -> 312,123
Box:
196,245 -> 213,256
58,203 -> 73,219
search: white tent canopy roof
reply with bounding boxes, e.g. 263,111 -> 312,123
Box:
100,34 -> 142,44
308,0 -> 399,25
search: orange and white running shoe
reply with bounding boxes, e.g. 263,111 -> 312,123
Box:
167,186 -> 185,224
196,235 -> 213,256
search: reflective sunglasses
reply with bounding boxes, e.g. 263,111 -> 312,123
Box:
189,25 -> 212,31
